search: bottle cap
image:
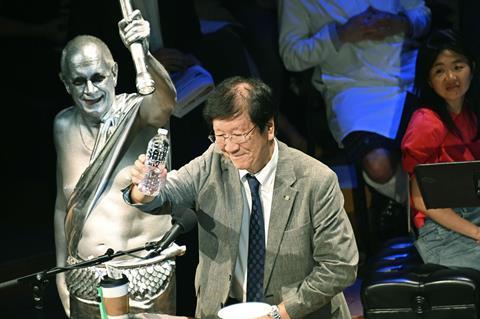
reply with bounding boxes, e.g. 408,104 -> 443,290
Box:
157,128 -> 168,135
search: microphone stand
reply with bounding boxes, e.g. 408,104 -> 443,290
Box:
0,240 -> 168,318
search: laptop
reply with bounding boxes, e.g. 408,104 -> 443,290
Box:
414,160 -> 480,209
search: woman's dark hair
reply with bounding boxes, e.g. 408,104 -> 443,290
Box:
203,76 -> 278,134
414,28 -> 479,138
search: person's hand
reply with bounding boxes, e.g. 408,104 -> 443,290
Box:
118,9 -> 150,54
131,154 -> 148,185
129,154 -> 167,203
336,7 -> 380,43
474,226 -> 480,243
152,48 -> 200,73
337,7 -> 410,43
363,7 -> 411,40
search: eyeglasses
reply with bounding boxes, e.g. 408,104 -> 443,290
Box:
208,126 -> 256,145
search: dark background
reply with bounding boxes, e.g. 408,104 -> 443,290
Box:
1,0 -> 478,317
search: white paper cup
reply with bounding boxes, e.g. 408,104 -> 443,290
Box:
218,302 -> 271,319
99,275 -> 130,318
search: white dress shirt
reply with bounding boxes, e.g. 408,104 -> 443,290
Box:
231,139 -> 279,302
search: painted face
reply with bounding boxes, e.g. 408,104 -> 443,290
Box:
212,112 -> 275,173
429,49 -> 472,113
63,44 -> 117,122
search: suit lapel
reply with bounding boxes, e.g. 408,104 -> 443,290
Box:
216,142 -> 299,290
264,142 -> 297,288
221,156 -> 244,273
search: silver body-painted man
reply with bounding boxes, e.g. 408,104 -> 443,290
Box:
54,9 -> 182,318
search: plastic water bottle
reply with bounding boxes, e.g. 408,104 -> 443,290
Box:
138,128 -> 170,196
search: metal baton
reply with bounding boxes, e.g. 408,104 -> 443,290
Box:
119,0 -> 155,95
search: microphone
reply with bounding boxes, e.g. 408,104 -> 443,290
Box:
147,207 -> 197,258
118,0 -> 155,95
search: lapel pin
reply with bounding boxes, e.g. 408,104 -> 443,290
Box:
284,195 -> 290,200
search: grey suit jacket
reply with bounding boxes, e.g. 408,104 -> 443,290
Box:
138,141 -> 359,319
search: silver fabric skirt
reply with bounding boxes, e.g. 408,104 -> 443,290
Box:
66,254 -> 175,303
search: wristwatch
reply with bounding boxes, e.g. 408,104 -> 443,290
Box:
270,305 -> 281,319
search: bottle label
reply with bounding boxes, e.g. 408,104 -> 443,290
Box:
146,141 -> 168,167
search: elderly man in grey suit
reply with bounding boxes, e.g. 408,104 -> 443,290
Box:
124,76 -> 358,319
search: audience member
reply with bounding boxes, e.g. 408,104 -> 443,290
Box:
124,76 -> 359,319
278,0 -> 431,243
401,28 -> 480,270
54,10 -> 182,318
